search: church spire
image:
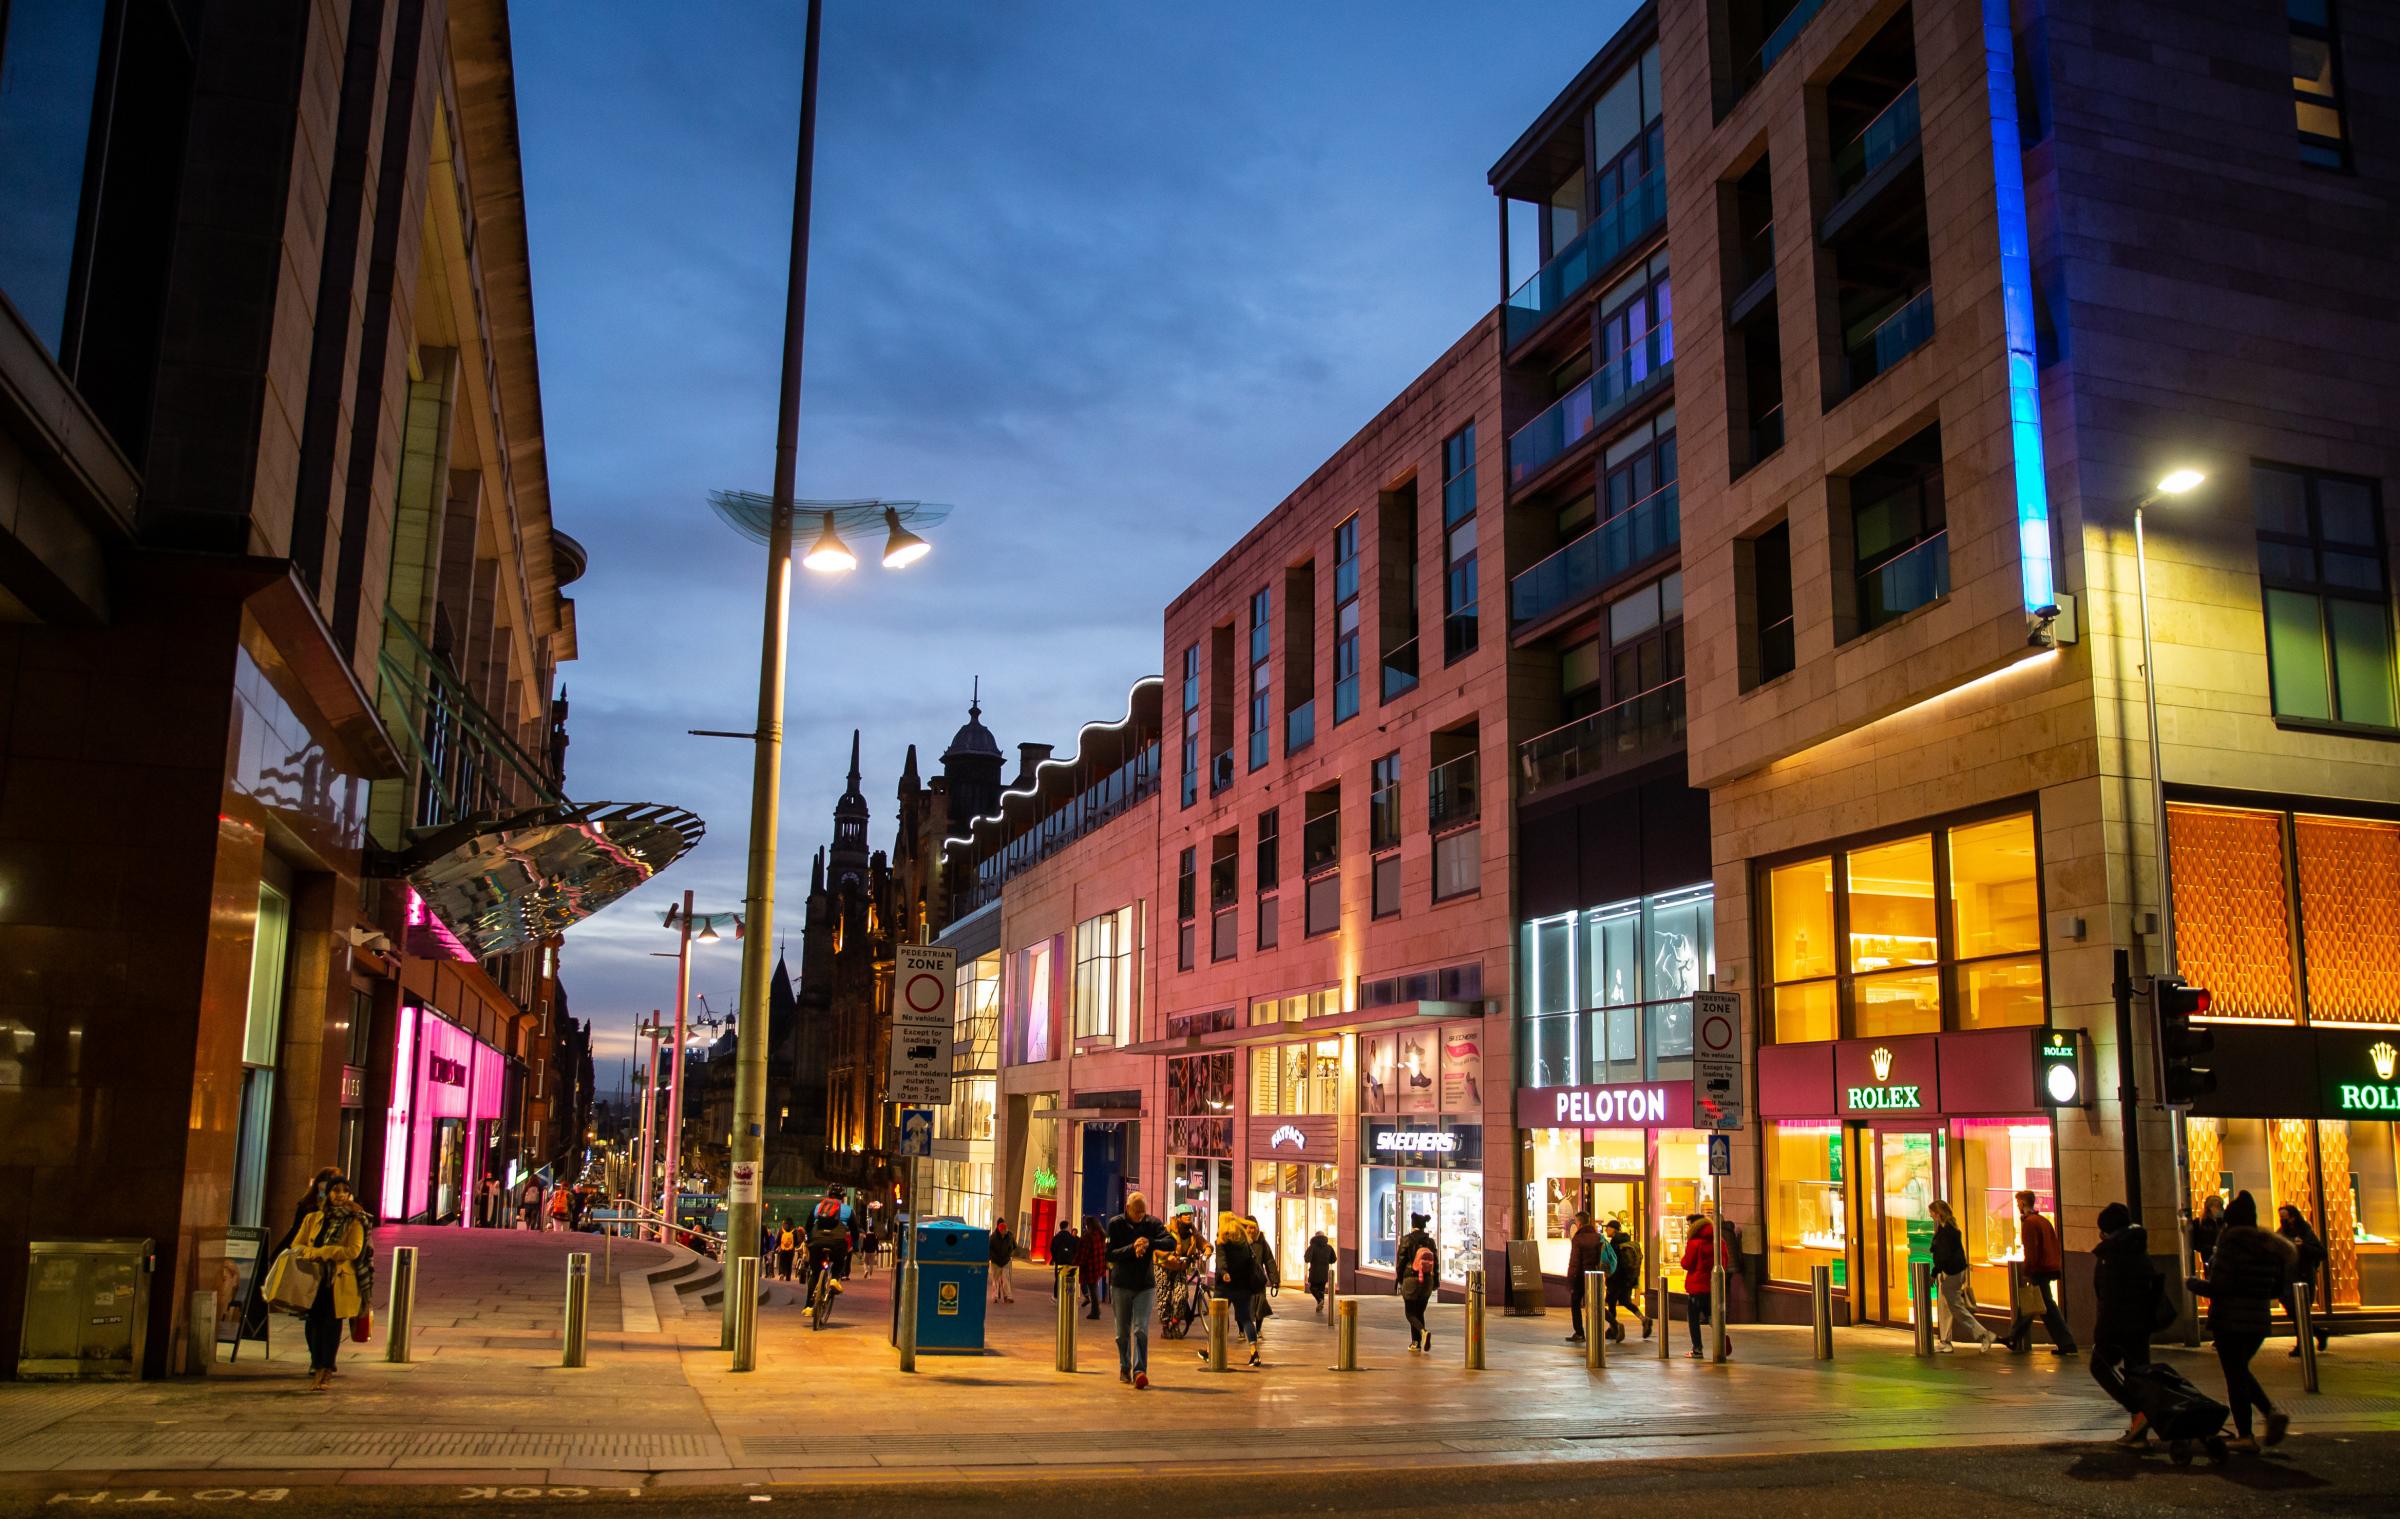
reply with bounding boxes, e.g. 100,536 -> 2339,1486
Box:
847,728 -> 862,790
829,730 -> 870,889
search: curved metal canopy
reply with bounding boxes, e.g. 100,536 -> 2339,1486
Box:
399,801 -> 707,958
707,493 -> 952,547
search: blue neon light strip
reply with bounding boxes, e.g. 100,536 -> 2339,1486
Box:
1981,0 -> 2057,616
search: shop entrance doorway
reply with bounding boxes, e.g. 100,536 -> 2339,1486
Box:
432,1118 -> 466,1223
1401,1182 -> 1441,1256
1589,1176 -> 1648,1298
1862,1125 -> 1944,1326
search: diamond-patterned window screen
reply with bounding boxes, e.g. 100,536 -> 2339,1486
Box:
2297,816 -> 2400,1026
2168,805 -> 2299,1021
2318,1121 -> 2362,1308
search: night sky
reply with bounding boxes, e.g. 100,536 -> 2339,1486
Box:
511,2 -> 1638,1087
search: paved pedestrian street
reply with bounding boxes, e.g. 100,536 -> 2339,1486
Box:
3,1229 -> 2397,1510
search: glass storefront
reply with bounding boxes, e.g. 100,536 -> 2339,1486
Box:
1361,1022 -> 1483,1283
1521,883 -> 1714,1088
2187,1114 -> 2400,1310
1248,1160 -> 1341,1285
1763,811 -> 2045,1044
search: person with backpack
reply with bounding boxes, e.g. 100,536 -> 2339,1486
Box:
2089,1201 -> 2162,1445
1679,1214 -> 1732,1359
2190,1191 -> 2295,1451
2276,1204 -> 2332,1357
1303,1231 -> 1337,1313
1563,1212 -> 1610,1346
1603,1219 -> 1648,1341
1397,1221 -> 1438,1354
1928,1198 -> 1994,1352
517,1176 -> 543,1230
774,1219 -> 797,1283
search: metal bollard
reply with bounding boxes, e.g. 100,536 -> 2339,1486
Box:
2294,1281 -> 2320,1394
385,1245 -> 417,1364
730,1255 -> 760,1372
897,1261 -> 919,1373
1464,1267 -> 1487,1370
603,1221 -> 615,1286
1055,1266 -> 1079,1373
1910,1261 -> 1936,1356
1810,1264 -> 1834,1362
1711,1269 -> 1728,1364
1659,1272 -> 1672,1361
1207,1297 -> 1231,1371
2006,1261 -> 2023,1346
563,1252 -> 591,1368
1334,1297 -> 1358,1371
1584,1272 -> 1606,1370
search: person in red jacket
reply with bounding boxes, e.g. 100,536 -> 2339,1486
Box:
1679,1214 -> 1733,1359
2004,1190 -> 2079,1355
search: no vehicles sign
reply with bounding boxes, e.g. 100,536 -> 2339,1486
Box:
1692,990 -> 1744,1131
889,945 -> 956,1105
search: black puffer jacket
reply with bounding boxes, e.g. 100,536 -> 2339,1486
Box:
2090,1224 -> 2156,1344
2190,1225 -> 2296,1339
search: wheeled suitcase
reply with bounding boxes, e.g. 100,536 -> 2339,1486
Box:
2122,1361 -> 2231,1462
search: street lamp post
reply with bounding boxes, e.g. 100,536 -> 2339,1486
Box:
658,894 -> 738,1240
2131,465 -> 2206,1327
711,0 -> 950,1365
634,1012 -> 665,1224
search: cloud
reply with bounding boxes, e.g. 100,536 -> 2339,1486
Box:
513,0 -> 1641,1080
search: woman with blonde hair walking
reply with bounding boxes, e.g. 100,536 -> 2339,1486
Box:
1928,1198 -> 1993,1351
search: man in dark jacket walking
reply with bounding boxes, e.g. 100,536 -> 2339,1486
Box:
2089,1202 -> 2158,1445
1564,1212 -> 1606,1345
1105,1194 -> 1171,1388
2192,1191 -> 2296,1451
1604,1219 -> 1649,1340
2004,1191 -> 2078,1354
1049,1220 -> 1081,1300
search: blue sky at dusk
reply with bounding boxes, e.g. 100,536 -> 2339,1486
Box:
511,2 -> 1637,1085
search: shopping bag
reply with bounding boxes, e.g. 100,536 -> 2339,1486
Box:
350,1306 -> 375,1344
264,1250 -> 323,1314
2015,1280 -> 2045,1316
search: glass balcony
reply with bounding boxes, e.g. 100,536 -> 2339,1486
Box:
1508,330 -> 1673,488
1830,83 -> 1920,198
1428,753 -> 1479,830
1517,678 -> 1685,797
1379,637 -> 1419,701
1504,170 -> 1668,348
1843,286 -> 1933,392
1508,483 -> 1680,628
1858,531 -> 1950,631
1285,700 -> 1316,754
1753,0 -> 1827,80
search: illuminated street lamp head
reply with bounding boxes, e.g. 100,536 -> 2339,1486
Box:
2155,468 -> 2206,496
881,506 -> 932,569
801,511 -> 857,575
697,919 -> 720,943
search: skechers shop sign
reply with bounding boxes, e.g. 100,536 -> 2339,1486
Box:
1365,1122 -> 1481,1166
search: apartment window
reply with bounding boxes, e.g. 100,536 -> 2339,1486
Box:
1764,811 -> 2045,1042
1284,562 -> 1318,753
1248,587 -> 1273,770
1599,254 -> 1673,399
1370,753 -> 1401,919
1257,808 -> 1281,951
1378,482 -> 1421,701
1304,784 -> 1340,937
1333,518 -> 1361,722
1180,643 -> 1200,808
1209,623 -> 1235,793
1442,426 -> 1480,661
1072,906 -> 1136,1042
1177,846 -> 1197,971
1591,43 -> 1665,224
2289,1 -> 2350,169
1848,427 -> 1947,635
2255,463 -> 2395,730
1746,521 -> 1796,686
1211,831 -> 1239,962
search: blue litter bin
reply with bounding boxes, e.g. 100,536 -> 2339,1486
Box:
910,1217 -> 989,1354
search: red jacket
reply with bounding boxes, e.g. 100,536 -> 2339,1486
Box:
2020,1210 -> 2063,1282
1679,1221 -> 1729,1295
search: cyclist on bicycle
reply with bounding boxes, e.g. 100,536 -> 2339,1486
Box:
801,1187 -> 854,1303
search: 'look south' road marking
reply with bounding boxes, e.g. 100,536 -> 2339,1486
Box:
49,1493 -> 287,1505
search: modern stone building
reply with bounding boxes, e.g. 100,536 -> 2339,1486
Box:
0,0 -> 693,1374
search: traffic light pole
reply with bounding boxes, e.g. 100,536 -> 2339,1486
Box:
2134,498 -> 2197,1342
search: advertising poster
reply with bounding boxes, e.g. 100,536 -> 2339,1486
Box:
1361,1033 -> 1397,1115
1440,1023 -> 1484,1112
1398,1028 -> 1438,1115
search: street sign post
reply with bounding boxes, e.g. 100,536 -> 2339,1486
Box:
1692,989 -> 1743,1131
888,945 -> 957,1106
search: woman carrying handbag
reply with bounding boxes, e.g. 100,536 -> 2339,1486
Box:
262,1173 -> 371,1390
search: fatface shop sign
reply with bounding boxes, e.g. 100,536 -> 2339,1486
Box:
1269,1124 -> 1308,1151
1517,1082 -> 1687,1128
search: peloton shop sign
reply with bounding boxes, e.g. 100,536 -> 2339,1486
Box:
1513,1081 -> 1689,1129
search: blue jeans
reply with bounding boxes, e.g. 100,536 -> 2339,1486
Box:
1227,1292 -> 1259,1343
1113,1286 -> 1154,1375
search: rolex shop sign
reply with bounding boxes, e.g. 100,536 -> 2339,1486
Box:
1837,1037 -> 1932,1116
2331,1037 -> 2400,1114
